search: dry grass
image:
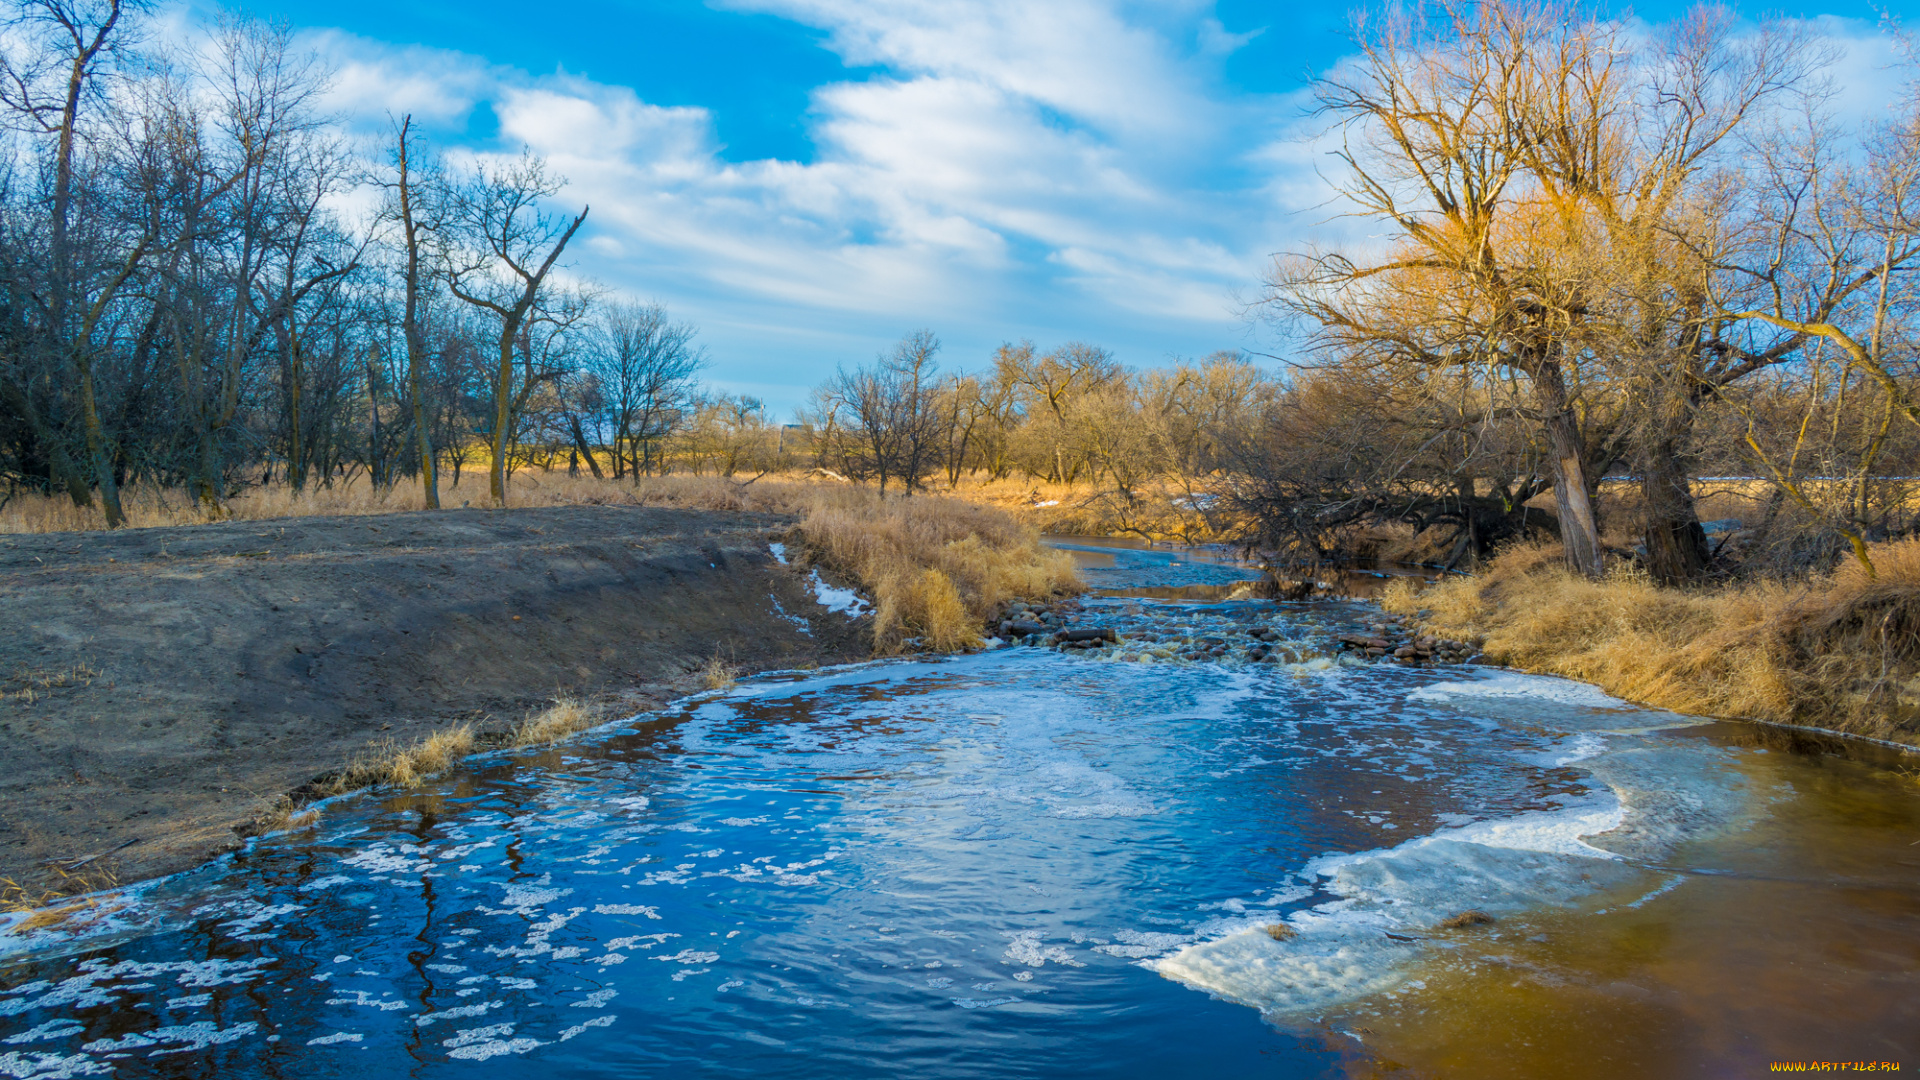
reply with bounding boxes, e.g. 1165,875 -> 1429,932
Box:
700,655 -> 738,692
3,661 -> 99,703
2,864 -> 125,933
0,470 -> 818,532
511,698 -> 603,747
1386,538 -> 1920,745
1438,910 -> 1496,929
791,489 -> 1081,650
1263,923 -> 1297,941
316,722 -> 477,796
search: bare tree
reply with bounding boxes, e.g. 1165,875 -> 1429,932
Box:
586,299 -> 704,479
442,151 -> 587,506
820,329 -> 943,495
382,114 -> 445,507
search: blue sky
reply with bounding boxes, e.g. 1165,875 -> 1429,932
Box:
208,0 -> 1918,416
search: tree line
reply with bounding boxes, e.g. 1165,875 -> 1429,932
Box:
6,0 -> 1917,590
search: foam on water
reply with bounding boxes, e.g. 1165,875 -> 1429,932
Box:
1408,671 -> 1630,709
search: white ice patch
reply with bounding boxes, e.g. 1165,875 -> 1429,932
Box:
3,1021 -> 86,1045
0,1049 -> 110,1077
325,990 -> 407,1011
219,903 -> 302,936
492,878 -> 573,914
768,542 -> 790,565
443,1021 -> 543,1061
416,1001 -> 503,1027
653,950 -> 719,964
591,904 -> 660,918
341,845 -> 431,875
1001,931 -> 1085,968
558,1015 -> 615,1041
808,571 -> 870,617
82,1021 -> 258,1056
1553,733 -> 1610,766
1408,673 -> 1629,709
306,1032 -> 363,1046
1092,930 -> 1192,959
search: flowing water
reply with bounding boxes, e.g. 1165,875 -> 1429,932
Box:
2,539 -> 1916,1078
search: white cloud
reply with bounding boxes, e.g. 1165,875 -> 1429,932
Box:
290,0 -> 1296,404
275,3 -> 1913,414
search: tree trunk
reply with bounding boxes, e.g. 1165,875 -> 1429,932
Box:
1639,439 -> 1709,586
1534,363 -> 1604,578
286,338 -> 306,492
1,376 -> 92,508
74,351 -> 126,526
489,326 -> 516,506
568,416 -> 604,479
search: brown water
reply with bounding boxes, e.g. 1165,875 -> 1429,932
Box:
1328,722 -> 1920,1077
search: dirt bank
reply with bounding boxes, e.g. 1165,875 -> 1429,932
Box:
0,505 -> 872,897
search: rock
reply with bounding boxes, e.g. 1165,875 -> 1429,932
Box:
1393,645 -> 1417,658
1366,637 -> 1391,649
1007,620 -> 1046,636
1056,627 -> 1117,643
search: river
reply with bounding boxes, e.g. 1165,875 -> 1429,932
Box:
2,538 -> 1915,1078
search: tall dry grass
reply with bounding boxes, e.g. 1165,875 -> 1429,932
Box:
1387,539 -> 1920,744
0,471 -> 820,533
791,489 -> 1080,650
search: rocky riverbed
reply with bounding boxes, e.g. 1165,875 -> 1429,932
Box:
987,599 -> 1483,669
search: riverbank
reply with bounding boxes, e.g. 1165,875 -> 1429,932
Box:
0,485 -> 1078,904
1387,539 -> 1920,748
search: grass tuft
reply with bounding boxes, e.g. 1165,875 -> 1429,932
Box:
1263,923 -> 1297,941
319,722 -> 476,796
1438,910 -> 1496,930
511,698 -> 601,747
700,655 -> 738,692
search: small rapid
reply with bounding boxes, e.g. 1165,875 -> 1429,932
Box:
1,539 -> 1912,1078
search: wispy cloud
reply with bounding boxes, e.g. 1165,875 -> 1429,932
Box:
280,1 -> 1912,412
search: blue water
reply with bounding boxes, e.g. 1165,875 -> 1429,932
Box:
0,542 -> 1731,1078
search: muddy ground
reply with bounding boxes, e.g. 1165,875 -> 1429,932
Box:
0,506 -> 873,897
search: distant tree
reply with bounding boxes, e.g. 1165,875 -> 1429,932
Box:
819,329 -> 943,495
585,299 -> 704,479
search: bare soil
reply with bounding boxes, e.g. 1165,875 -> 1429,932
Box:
0,505 -> 871,896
